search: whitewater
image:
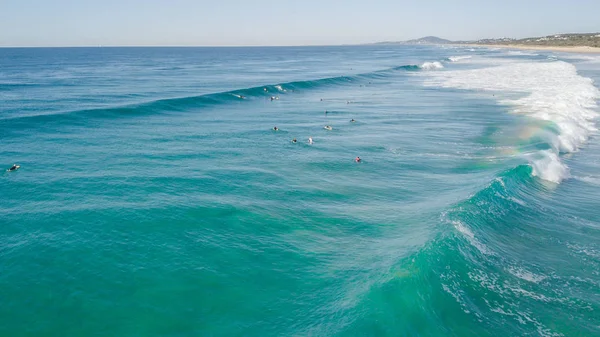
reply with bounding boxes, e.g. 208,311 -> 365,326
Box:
423,56 -> 599,183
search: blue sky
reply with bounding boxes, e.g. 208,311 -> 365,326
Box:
1,0 -> 599,46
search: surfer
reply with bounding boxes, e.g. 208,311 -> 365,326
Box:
273,126 -> 279,131
324,125 -> 332,130
350,119 -> 356,122
308,137 -> 313,144
292,138 -> 297,143
355,157 -> 361,163
7,164 -> 20,171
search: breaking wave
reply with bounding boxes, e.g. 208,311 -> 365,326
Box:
422,58 -> 599,183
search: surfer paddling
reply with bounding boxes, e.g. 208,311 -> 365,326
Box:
7,164 -> 20,172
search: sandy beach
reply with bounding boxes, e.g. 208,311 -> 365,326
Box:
461,43 -> 600,54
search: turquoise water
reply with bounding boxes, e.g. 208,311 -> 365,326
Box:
1,46 -> 600,336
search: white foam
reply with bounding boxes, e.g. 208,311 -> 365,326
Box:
507,50 -> 539,56
420,61 -> 444,70
574,175 -> 600,186
441,283 -> 471,314
507,266 -> 547,283
558,54 -> 600,63
448,56 -> 472,62
423,59 -> 600,183
508,196 -> 527,207
529,150 -> 570,184
494,177 -> 506,189
453,220 -> 494,255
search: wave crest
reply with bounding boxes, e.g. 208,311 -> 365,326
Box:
2,61 -> 441,124
447,56 -> 472,62
420,61 -> 444,70
529,150 -> 570,183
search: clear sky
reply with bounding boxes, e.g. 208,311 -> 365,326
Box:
1,0 -> 599,47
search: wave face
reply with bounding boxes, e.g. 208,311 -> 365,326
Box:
1,46 -> 600,337
417,163 -> 600,336
0,62 -> 427,126
423,59 -> 600,183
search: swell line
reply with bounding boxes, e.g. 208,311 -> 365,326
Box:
0,63 -> 429,125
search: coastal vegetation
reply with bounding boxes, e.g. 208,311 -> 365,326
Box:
467,33 -> 600,48
383,33 -> 600,48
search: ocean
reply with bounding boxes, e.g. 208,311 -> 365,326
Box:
1,45 -> 599,336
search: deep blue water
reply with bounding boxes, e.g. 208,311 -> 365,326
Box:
1,45 -> 600,336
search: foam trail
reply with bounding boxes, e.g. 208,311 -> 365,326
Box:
447,56 -> 472,62
423,60 -> 600,183
574,175 -> 600,186
452,220 -> 493,255
420,62 -> 444,70
507,50 -> 539,56
559,54 -> 600,63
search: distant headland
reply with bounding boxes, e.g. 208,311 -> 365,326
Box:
373,33 -> 600,53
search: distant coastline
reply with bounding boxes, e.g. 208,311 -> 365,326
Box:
458,33 -> 600,54
461,43 -> 600,54
381,33 -> 600,54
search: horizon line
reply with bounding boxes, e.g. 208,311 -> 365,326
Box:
0,43 -> 368,48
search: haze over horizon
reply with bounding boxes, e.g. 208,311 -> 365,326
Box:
1,0 -> 600,47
